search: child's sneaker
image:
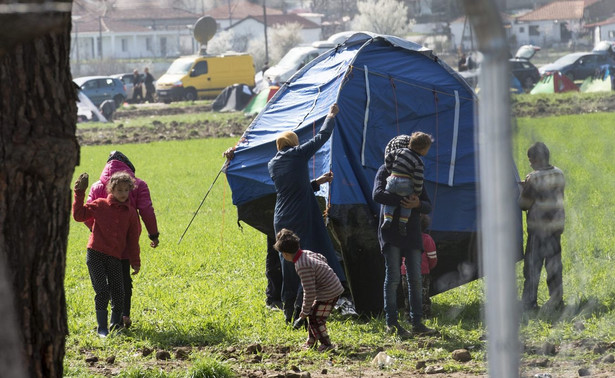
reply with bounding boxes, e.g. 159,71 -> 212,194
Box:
398,222 -> 407,236
123,316 -> 132,329
381,219 -> 392,230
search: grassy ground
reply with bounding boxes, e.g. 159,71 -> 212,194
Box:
64,112 -> 615,377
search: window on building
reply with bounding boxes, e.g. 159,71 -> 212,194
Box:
609,30 -> 615,39
519,26 -> 525,33
529,25 -> 539,36
146,37 -> 152,51
121,39 -> 128,52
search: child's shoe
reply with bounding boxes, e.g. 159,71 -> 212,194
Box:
398,222 -> 407,236
381,219 -> 392,230
123,316 -> 132,329
317,344 -> 335,352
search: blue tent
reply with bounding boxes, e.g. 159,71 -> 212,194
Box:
225,33 -> 520,314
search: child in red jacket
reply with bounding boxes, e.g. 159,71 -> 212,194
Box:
401,214 -> 438,318
73,172 -> 141,337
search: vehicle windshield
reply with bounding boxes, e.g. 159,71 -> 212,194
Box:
552,54 -> 583,66
165,59 -> 194,75
276,48 -> 314,69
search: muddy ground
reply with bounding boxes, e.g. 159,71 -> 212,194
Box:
77,94 -> 615,147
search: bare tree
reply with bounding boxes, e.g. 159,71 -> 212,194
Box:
352,0 -> 413,36
0,1 -> 78,376
269,22 -> 303,63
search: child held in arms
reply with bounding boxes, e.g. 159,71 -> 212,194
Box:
382,132 -> 433,236
274,228 -> 344,352
72,172 -> 141,337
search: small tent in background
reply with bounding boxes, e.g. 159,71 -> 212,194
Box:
580,65 -> 614,93
243,85 -> 279,116
76,89 -> 108,123
212,84 -> 253,112
530,71 -> 578,94
224,33 -> 522,314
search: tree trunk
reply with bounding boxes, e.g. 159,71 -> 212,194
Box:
0,3 -> 78,377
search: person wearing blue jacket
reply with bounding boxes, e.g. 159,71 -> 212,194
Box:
268,103 -> 348,324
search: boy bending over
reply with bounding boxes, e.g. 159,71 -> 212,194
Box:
275,228 -> 344,351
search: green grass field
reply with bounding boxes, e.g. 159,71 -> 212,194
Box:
64,112 -> 615,377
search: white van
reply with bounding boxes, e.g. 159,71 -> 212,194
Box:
264,31 -> 357,85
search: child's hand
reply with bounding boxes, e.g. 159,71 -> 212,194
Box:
132,265 -> 140,275
74,173 -> 89,191
150,239 -> 159,248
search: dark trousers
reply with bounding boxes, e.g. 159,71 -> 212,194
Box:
522,233 -> 563,309
279,252 -> 304,322
132,86 -> 143,103
265,236 -> 282,304
121,259 -> 133,317
86,249 -> 124,313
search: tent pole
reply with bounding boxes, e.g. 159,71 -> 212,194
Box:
462,1 -> 520,377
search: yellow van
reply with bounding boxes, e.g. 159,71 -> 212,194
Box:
156,53 -> 255,102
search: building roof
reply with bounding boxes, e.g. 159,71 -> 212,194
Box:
107,7 -> 199,21
73,16 -> 152,33
585,15 -> 615,27
517,1 -> 584,21
206,0 -> 282,20
250,14 -> 320,29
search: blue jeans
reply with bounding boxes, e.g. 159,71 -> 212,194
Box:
383,176 -> 413,221
383,244 -> 423,326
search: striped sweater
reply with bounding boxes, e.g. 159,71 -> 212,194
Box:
384,147 -> 425,195
519,165 -> 565,235
293,249 -> 344,316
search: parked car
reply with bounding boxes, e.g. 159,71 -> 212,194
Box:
264,31 -> 356,85
510,45 -> 541,90
74,76 -> 127,107
539,51 -> 615,82
156,53 -> 255,102
76,88 -> 107,123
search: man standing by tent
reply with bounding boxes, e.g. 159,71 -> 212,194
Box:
519,142 -> 565,313
373,135 -> 436,338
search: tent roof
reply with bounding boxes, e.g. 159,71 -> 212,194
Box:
225,33 -> 478,232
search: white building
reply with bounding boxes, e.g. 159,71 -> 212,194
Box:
586,16 -> 615,44
228,13 -> 322,46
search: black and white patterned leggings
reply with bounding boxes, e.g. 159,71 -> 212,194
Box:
86,249 -> 124,313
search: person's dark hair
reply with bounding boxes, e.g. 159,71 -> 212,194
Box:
274,228 -> 300,254
527,142 -> 550,163
108,150 -> 136,173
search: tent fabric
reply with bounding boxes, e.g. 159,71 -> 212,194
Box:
224,33 -> 521,313
212,84 -> 254,112
244,86 -> 280,116
530,71 -> 578,94
580,64 -> 614,93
